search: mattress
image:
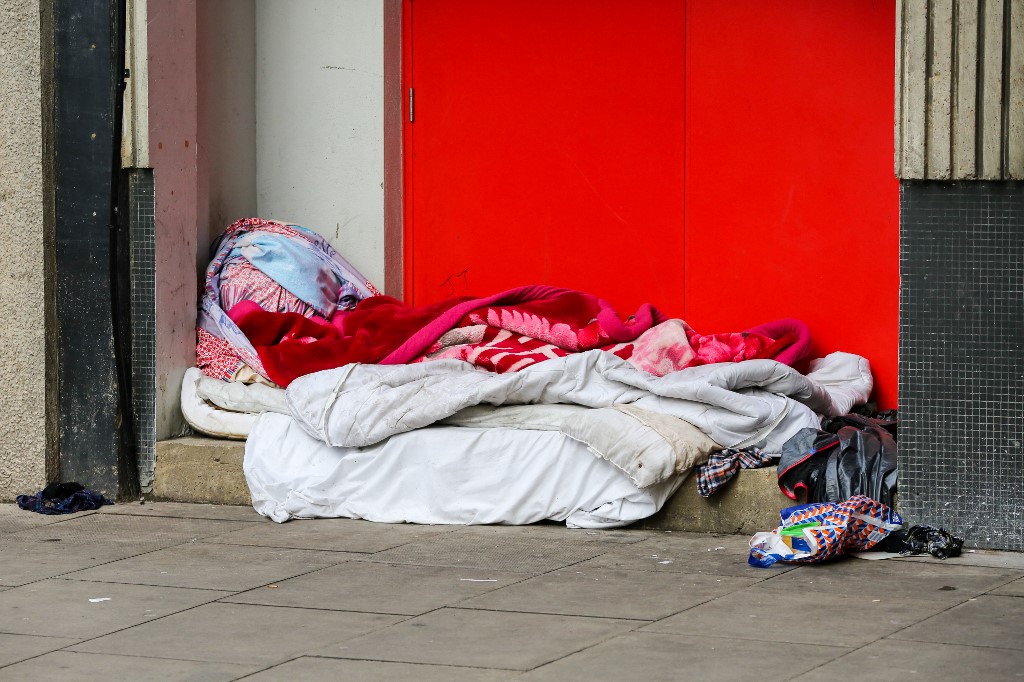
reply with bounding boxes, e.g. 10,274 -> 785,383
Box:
245,412 -> 683,528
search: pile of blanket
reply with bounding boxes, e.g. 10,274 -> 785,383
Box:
190,219 -> 876,527
198,220 -> 812,387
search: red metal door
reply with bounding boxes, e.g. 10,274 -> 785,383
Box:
404,0 -> 686,317
404,1 -> 898,407
684,2 -> 899,408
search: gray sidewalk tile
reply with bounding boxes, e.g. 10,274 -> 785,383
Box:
992,577 -> 1024,597
894,548 -> 1024,571
890,595 -> 1024,650
0,650 -> 260,681
519,631 -> 851,681
458,565 -> 758,620
97,501 -> 264,522
760,557 -> 1023,603
576,533 -> 792,578
0,633 -> 79,667
642,587 -> 951,648
70,602 -> 404,666
314,606 -> 641,670
792,638 -> 1024,681
203,517 -> 455,553
0,578 -> 230,638
8,513 -> 251,547
244,656 -> 519,681
367,529 -> 615,573
222,561 -> 525,615
62,543 -> 355,591
0,505 -> 96,536
0,540 -> 157,588
449,523 -> 658,545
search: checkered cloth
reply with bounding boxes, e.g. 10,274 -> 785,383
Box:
696,447 -> 778,497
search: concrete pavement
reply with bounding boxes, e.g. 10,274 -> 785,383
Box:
0,502 -> 1021,680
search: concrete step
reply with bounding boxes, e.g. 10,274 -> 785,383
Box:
154,437 -> 250,506
154,437 -> 796,534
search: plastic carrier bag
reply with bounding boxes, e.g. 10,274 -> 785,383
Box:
749,495 -> 903,568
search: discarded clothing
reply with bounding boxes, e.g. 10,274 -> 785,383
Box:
696,447 -> 778,497
777,413 -> 898,506
16,482 -> 113,515
872,524 -> 964,559
748,495 -> 903,568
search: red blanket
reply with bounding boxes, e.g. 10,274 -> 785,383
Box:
230,284 -> 808,387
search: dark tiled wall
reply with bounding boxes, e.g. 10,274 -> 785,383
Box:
129,170 -> 156,492
899,181 -> 1024,550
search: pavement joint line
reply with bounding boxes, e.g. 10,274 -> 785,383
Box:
229,654 -> 307,681
441,605 -> 655,623
46,577 -> 265,593
0,647 -> 250,672
194,599 -> 423,621
297,653 -> 523,672
0,540 -> 213,590
214,595 -> 428,618
885,634 -> 1024,651
507,611 -> 652,673
99,511 -> 264,523
199,540 -> 376,554
0,631 -> 81,640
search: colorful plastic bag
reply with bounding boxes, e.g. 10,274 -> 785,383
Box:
748,495 -> 903,568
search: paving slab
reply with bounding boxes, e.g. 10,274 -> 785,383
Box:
244,656 -> 519,681
792,638 -> 1024,681
70,602 -> 404,666
448,523 -> 658,545
992,577 -> 1024,597
0,539 -> 159,588
0,505 -> 96,536
203,517 -> 455,553
894,548 -> 1024,570
519,631 -> 851,682
759,557 -> 1022,604
642,587 -> 952,648
890,595 -> 1024,650
0,650 -> 259,680
0,578 -> 230,638
0,633 -> 79,667
459,565 -> 758,620
315,607 -> 641,670
97,501 -> 264,522
223,561 -> 525,615
576,532 -> 790,578
367,528 -> 618,573
63,542 -> 355,591
8,513 -> 251,547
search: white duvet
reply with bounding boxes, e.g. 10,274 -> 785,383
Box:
243,350 -> 872,525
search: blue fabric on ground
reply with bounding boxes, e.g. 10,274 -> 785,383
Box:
16,488 -> 114,515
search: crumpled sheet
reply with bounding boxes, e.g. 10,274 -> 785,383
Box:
285,350 -> 872,488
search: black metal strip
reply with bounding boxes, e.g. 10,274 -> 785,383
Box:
52,0 -> 135,497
